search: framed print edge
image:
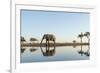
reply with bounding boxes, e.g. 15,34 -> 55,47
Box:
11,1 -> 96,73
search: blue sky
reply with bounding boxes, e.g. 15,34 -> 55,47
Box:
21,10 -> 90,42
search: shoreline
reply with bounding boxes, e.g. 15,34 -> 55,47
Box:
21,43 -> 89,47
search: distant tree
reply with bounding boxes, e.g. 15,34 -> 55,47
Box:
21,36 -> 26,42
84,32 -> 90,44
73,40 -> 76,44
30,37 -> 38,43
78,32 -> 84,45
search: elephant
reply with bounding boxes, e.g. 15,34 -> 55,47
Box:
40,46 -> 56,56
40,34 -> 56,47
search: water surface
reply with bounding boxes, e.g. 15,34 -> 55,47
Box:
21,46 -> 89,63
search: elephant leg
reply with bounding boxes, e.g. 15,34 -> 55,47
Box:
46,40 -> 47,47
47,40 -> 49,50
40,38 -> 44,47
48,40 -> 49,47
48,40 -> 50,51
40,47 -> 45,56
46,45 -> 48,52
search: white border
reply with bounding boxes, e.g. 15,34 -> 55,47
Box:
11,3 -> 96,73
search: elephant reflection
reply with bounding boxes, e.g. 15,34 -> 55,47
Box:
40,34 -> 56,47
40,46 -> 56,56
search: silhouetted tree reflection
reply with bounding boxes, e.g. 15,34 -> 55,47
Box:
40,46 -> 56,57
78,45 -> 90,57
84,45 -> 90,56
78,45 -> 84,56
73,45 -> 76,48
72,40 -> 77,48
30,48 -> 37,52
21,48 -> 26,53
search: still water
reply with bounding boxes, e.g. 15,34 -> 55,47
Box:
21,46 -> 89,63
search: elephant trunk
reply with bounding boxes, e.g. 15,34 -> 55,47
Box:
40,35 -> 45,47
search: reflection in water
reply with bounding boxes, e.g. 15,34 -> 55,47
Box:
21,46 -> 89,63
30,48 -> 37,52
21,48 -> 26,53
40,46 -> 56,56
78,45 -> 90,56
78,45 -> 84,56
73,45 -> 76,48
84,45 -> 90,56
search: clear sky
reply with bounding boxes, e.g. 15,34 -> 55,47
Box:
21,10 -> 90,42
